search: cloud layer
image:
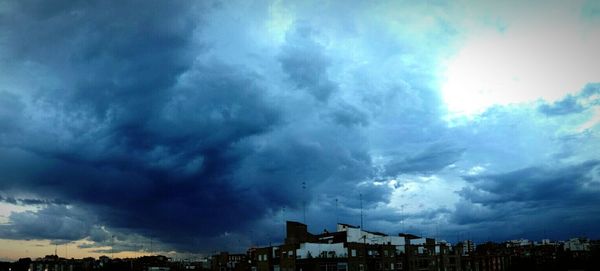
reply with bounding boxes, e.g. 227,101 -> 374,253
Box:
0,0 -> 599,254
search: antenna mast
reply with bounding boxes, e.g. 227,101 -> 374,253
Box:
302,181 -> 306,224
360,193 -> 363,229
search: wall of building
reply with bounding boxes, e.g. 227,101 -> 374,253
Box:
295,243 -> 347,259
340,226 -> 406,246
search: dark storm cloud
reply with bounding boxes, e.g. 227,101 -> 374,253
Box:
0,195 -> 67,206
279,23 -> 338,102
385,143 -> 464,176
450,161 -> 600,239
0,92 -> 24,133
0,0 -> 457,251
0,0 -> 283,251
1,0 -> 598,255
327,102 -> 369,127
0,0 -> 381,252
0,59 -> 281,250
231,120 -> 375,212
0,205 -> 94,243
461,160 -> 600,205
450,199 -> 504,226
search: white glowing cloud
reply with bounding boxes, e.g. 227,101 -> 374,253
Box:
388,175 -> 461,215
0,203 -> 38,224
441,2 -> 600,116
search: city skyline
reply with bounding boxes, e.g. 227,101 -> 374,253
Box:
1,0 -> 600,261
0,219 -> 597,271
0,219 -> 596,262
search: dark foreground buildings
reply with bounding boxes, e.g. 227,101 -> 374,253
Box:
0,221 -> 598,271
214,221 -> 479,271
0,255 -> 209,271
211,221 -> 600,271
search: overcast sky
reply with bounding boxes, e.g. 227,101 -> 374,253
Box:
1,0 -> 600,260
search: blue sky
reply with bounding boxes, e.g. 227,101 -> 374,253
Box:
0,0 -> 599,259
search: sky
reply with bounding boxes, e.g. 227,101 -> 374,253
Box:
0,0 -> 600,260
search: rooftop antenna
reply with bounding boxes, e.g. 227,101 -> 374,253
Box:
302,181 -> 306,224
360,193 -> 363,229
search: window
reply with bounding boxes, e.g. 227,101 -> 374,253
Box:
384,250 -> 388,257
359,264 -> 364,271
351,249 -> 356,257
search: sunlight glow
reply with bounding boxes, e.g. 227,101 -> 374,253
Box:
442,11 -> 600,116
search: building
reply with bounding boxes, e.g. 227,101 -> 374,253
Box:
244,221 -> 467,271
564,238 -> 590,252
212,252 -> 248,271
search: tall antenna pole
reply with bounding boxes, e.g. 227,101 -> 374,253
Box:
360,193 -> 363,229
302,181 -> 306,224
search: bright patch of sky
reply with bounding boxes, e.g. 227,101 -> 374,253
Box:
0,203 -> 37,224
388,174 -> 460,214
441,0 -> 600,117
